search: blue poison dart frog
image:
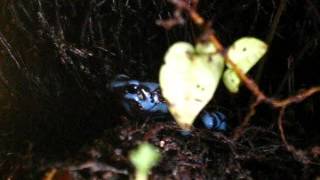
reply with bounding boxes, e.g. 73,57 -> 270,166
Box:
109,74 -> 168,117
109,74 -> 227,131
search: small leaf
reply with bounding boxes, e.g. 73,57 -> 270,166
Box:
159,42 -> 224,129
223,37 -> 268,93
129,143 -> 161,175
222,69 -> 241,93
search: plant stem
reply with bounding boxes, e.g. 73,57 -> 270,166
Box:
135,171 -> 147,180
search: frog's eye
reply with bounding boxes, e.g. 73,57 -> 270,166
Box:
125,85 -> 139,94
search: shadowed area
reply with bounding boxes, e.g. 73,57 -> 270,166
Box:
0,0 -> 319,179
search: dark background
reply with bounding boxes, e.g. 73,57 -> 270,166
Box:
0,0 -> 319,179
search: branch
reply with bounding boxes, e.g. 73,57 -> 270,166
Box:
157,0 -> 320,163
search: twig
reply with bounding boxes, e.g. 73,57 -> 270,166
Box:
232,98 -> 263,141
0,31 -> 21,69
255,0 -> 287,83
277,107 -> 311,164
270,87 -> 320,108
69,161 -> 128,175
158,0 -> 320,163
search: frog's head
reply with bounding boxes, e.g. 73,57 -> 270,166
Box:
109,75 -> 168,117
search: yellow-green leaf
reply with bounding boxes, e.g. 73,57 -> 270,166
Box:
129,143 -> 161,175
223,37 -> 268,93
159,42 -> 224,130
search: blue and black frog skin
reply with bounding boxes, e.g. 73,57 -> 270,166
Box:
109,74 -> 168,117
109,74 -> 227,132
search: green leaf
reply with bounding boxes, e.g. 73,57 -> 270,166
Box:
159,42 -> 224,129
129,143 -> 161,175
223,37 -> 268,93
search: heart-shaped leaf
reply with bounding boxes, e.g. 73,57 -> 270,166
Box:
159,42 -> 224,130
223,37 -> 268,93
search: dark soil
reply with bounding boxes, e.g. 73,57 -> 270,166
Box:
0,0 -> 319,179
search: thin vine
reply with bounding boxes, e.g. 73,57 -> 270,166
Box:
158,0 -> 320,164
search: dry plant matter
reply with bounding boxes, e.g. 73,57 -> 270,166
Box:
157,0 -> 320,165
1,0 -> 319,179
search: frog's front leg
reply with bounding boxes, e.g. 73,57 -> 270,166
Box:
121,86 -> 168,116
181,111 -> 227,136
199,111 -> 227,131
